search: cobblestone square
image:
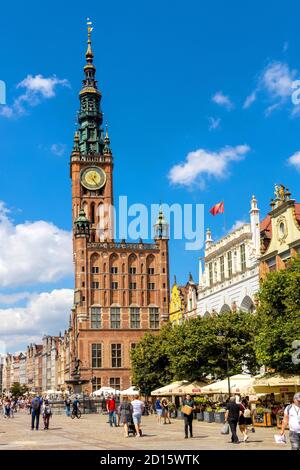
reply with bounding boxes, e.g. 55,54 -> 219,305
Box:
0,413 -> 290,450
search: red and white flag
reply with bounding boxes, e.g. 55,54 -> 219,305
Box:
209,201 -> 224,216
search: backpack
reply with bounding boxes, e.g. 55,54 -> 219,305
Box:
244,408 -> 251,418
45,406 -> 51,415
33,398 -> 40,411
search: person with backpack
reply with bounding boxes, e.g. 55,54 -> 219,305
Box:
281,392 -> 300,450
31,394 -> 42,430
65,396 -> 71,417
42,399 -> 52,430
238,398 -> 252,442
119,397 -> 133,437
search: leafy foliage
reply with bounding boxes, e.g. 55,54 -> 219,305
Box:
254,256 -> 300,372
10,382 -> 28,396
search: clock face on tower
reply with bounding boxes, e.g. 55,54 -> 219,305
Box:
81,167 -> 106,190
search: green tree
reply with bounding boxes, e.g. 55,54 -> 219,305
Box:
131,326 -> 173,395
10,382 -> 28,396
168,311 -> 257,381
254,255 -> 300,372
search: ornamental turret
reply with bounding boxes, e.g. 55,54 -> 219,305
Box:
77,19 -> 104,155
154,206 -> 169,240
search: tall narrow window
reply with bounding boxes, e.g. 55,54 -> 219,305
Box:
92,344 -> 102,368
92,378 -> 101,392
111,282 -> 118,290
109,377 -> 121,390
90,203 -> 95,224
149,307 -> 159,329
208,263 -> 213,286
227,252 -> 232,277
220,256 -> 225,281
240,244 -> 246,272
130,307 -> 140,328
91,307 -> 101,328
111,267 -> 118,274
111,344 -> 122,368
148,283 -> 155,290
110,307 -> 121,329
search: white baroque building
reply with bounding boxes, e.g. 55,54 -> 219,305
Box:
197,196 -> 261,316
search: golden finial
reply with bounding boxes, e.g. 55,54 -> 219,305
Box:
86,18 -> 94,62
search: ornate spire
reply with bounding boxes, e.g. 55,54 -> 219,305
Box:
74,208 -> 90,238
103,123 -> 112,155
76,20 -> 104,156
154,205 -> 169,240
86,18 -> 94,64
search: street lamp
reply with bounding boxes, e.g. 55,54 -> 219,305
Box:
218,332 -> 231,397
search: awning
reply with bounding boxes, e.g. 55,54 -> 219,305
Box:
198,374 -> 255,395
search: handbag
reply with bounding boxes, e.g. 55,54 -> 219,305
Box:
181,405 -> 193,415
221,422 -> 230,435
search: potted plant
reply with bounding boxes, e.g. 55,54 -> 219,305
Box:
177,405 -> 184,419
214,407 -> 226,423
204,406 -> 214,423
194,397 -> 205,421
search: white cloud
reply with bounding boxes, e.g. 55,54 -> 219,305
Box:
0,74 -> 69,118
0,289 -> 73,352
288,150 -> 300,171
244,61 -> 297,115
261,62 -> 295,99
243,91 -> 257,109
230,220 -> 247,232
168,144 -> 250,188
51,143 -> 67,156
208,116 -> 221,130
0,292 -> 32,306
212,91 -> 234,110
0,202 -> 72,288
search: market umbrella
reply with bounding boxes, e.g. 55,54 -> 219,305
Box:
92,386 -> 120,396
151,381 -> 188,396
171,381 -> 207,396
120,386 -> 140,396
198,374 -> 255,395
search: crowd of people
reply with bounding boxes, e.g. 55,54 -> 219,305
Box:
1,392 -> 299,449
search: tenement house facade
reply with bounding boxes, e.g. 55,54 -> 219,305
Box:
197,195 -> 261,316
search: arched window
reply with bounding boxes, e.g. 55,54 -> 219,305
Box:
240,296 -> 255,313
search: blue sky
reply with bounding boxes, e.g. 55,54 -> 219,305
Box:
1,0 -> 300,350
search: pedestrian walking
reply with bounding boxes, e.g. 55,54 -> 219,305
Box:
162,398 -> 171,424
131,395 -> 145,437
107,395 -> 117,427
31,394 -> 43,430
42,399 -> 52,430
281,392 -> 300,450
155,397 -> 163,424
182,394 -> 195,439
65,396 -> 71,417
119,397 -> 133,437
225,396 -> 242,444
239,399 -> 252,442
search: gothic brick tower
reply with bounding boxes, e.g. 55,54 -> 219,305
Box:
69,22 -> 170,393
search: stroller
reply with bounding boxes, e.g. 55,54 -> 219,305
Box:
127,416 -> 142,437
128,421 -> 137,436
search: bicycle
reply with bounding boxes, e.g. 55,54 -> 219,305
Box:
71,408 -> 82,419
